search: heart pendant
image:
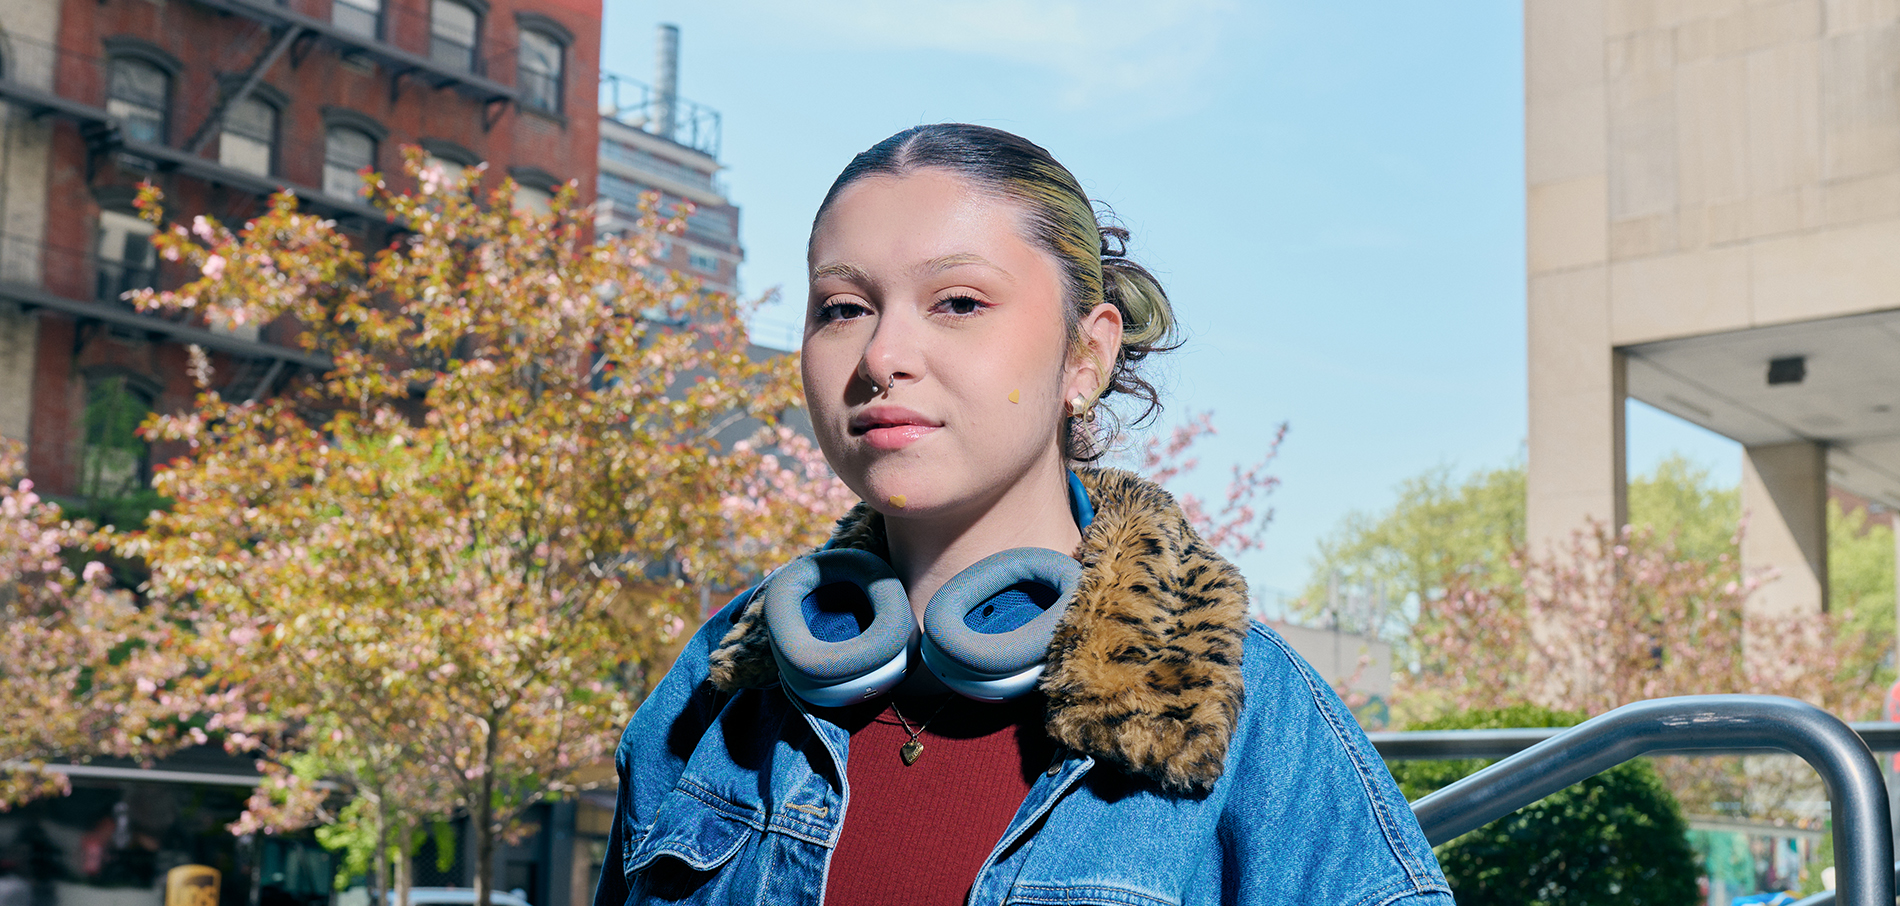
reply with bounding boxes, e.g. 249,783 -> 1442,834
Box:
900,739 -> 923,766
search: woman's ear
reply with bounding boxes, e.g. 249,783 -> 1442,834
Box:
1068,302 -> 1124,401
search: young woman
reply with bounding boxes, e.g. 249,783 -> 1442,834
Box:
592,125 -> 1452,906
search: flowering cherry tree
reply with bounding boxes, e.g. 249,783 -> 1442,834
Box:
1405,520 -> 1886,815
1410,521 -> 1882,718
119,153 -> 846,906
1132,411 -> 1285,560
0,438 -> 187,809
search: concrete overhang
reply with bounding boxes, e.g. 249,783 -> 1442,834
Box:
1622,308 -> 1900,508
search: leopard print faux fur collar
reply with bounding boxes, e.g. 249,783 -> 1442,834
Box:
706,468 -> 1251,795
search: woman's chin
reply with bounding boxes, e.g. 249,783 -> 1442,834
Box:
867,488 -> 931,517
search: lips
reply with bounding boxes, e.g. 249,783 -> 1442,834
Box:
850,406 -> 942,451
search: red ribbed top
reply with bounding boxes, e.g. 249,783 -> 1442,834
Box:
822,694 -> 1055,906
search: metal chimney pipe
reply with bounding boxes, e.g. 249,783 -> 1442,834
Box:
654,24 -> 679,140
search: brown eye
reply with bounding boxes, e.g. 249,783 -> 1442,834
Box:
814,300 -> 871,323
937,295 -> 987,316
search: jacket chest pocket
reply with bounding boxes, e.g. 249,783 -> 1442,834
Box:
1001,883 -> 1182,906
622,803 -> 755,903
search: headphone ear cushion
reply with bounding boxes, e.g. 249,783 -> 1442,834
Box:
921,547 -> 1081,702
762,549 -> 916,707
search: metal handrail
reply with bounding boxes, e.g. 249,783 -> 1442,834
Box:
1791,861 -> 1900,906
1786,862 -> 1892,904
1407,695 -> 1892,906
1371,721 -> 1900,760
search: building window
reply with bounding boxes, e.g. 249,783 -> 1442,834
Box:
512,184 -> 552,216
106,57 -> 169,144
324,126 -> 377,198
218,96 -> 277,176
685,207 -> 736,244
95,210 -> 156,305
80,375 -> 154,505
688,249 -> 718,273
333,0 -> 381,39
424,154 -> 468,194
430,0 -> 481,72
517,29 -> 563,113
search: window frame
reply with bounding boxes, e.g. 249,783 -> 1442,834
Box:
507,165 -> 560,216
94,209 -> 158,306
217,92 -> 282,176
102,44 -> 178,145
417,138 -> 483,197
321,109 -> 387,199
513,14 -> 570,115
430,0 -> 486,73
78,370 -> 160,504
332,0 -> 384,41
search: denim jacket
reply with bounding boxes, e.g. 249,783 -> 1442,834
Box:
594,470 -> 1453,906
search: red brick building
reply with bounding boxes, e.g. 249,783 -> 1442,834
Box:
0,0 -> 601,522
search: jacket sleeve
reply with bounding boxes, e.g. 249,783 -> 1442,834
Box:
1213,625 -> 1455,906
590,589 -> 753,906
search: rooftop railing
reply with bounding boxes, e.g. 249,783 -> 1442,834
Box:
599,72 -> 721,159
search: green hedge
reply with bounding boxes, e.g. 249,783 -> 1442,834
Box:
1389,704 -> 1701,906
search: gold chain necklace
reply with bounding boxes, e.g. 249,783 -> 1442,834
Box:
888,697 -> 954,766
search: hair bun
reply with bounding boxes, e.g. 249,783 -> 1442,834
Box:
1096,225 -> 1174,351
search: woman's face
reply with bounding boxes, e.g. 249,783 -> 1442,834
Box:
803,168 -> 1094,521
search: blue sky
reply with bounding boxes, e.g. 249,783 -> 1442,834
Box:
598,1 -> 1743,606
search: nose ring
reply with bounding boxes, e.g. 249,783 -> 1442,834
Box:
872,372 -> 896,396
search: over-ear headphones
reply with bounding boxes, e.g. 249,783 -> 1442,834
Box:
761,546 -> 1082,707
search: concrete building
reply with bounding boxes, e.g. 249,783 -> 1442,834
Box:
596,26 -> 741,300
1264,621 -> 1396,729
1525,0 -> 1900,620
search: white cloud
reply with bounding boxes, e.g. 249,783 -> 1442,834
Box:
739,0 -> 1241,110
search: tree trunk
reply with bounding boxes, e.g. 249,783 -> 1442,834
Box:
472,716 -> 500,906
369,799 -> 388,906
394,828 -> 411,906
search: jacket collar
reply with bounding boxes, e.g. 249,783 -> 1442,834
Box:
705,467 -> 1250,795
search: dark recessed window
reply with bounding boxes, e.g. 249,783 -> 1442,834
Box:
81,375 -> 154,502
106,57 -> 169,144
1767,356 -> 1807,386
430,0 -> 481,72
518,29 -> 563,113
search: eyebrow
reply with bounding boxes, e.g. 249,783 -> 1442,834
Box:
810,261 -> 871,283
918,253 -> 1004,277
809,254 -> 1007,283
